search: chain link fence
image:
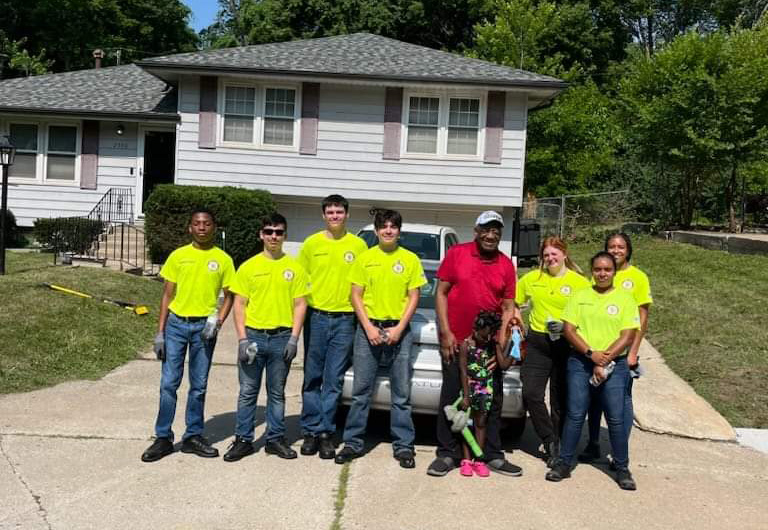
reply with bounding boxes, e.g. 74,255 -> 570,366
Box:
523,190 -> 637,243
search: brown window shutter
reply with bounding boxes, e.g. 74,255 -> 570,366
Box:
80,120 -> 99,190
300,82 -> 320,155
199,76 -> 218,149
484,91 -> 506,164
383,87 -> 403,160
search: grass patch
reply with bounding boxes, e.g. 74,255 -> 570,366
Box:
330,463 -> 351,530
0,251 -> 163,394
552,237 -> 768,428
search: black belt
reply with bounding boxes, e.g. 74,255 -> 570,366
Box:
370,318 -> 400,327
312,308 -> 355,318
247,326 -> 291,335
171,312 -> 207,322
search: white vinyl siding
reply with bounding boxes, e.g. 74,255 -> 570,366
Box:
219,81 -> 299,150
1,120 -> 146,227
403,92 -> 484,158
177,77 -> 527,209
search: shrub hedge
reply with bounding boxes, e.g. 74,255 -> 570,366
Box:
143,184 -> 275,267
33,217 -> 105,254
2,210 -> 26,247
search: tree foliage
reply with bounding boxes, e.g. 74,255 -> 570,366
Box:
0,0 -> 197,75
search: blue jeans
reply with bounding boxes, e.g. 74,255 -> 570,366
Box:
154,313 -> 216,441
342,325 -> 415,455
300,310 -> 356,436
587,376 -> 634,444
559,355 -> 630,468
234,329 -> 291,442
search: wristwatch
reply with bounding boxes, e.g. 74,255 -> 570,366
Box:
585,349 -> 593,359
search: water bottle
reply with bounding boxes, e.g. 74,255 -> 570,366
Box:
202,313 -> 219,341
507,328 -> 522,360
590,361 -> 616,387
546,316 -> 561,342
244,342 -> 259,364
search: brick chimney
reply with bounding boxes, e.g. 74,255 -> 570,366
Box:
93,49 -> 104,69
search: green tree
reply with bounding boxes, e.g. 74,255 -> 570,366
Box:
618,25 -> 768,228
0,33 -> 51,78
0,0 -> 197,74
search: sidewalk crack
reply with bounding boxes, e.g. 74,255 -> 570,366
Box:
0,434 -> 52,529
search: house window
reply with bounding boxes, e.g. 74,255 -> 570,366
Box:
220,82 -> 299,149
223,86 -> 256,143
404,93 -> 484,157
406,97 -> 440,154
46,125 -> 77,180
264,88 -> 296,146
9,124 -> 38,179
447,98 -> 480,155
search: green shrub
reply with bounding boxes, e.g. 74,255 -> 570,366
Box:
143,184 -> 275,267
2,210 -> 26,248
32,217 -> 105,254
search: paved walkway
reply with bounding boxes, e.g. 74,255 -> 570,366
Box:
2,325 -> 767,529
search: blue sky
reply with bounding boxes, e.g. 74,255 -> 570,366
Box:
183,0 -> 219,32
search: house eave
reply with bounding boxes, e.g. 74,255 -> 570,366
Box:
0,106 -> 179,122
137,63 -> 569,92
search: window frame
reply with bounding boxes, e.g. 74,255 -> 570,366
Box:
0,119 -> 81,186
217,80 -> 301,152
400,90 -> 486,160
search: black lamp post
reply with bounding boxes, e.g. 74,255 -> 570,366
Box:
0,134 -> 17,275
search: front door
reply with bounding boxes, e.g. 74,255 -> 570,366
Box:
138,129 -> 175,215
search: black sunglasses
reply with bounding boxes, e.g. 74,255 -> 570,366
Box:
262,228 -> 285,236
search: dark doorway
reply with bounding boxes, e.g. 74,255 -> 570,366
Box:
142,130 -> 175,210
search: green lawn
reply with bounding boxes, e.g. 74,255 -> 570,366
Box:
0,251 -> 163,394
563,237 -> 768,428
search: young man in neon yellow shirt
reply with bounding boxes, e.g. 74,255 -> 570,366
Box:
223,213 -> 310,462
298,195 -> 368,460
334,209 -> 427,469
141,209 -> 235,463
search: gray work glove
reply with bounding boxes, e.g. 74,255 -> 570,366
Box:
238,339 -> 256,364
546,320 -> 564,334
153,332 -> 165,361
283,335 -> 299,362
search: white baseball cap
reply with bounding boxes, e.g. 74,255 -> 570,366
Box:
475,210 -> 504,227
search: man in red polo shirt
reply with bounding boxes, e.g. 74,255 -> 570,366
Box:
427,210 -> 523,477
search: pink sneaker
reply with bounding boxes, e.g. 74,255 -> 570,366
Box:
472,460 -> 490,477
460,459 -> 474,477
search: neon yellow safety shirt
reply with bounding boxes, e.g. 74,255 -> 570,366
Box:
298,231 -> 368,312
347,245 -> 427,321
614,265 -> 653,307
230,254 -> 310,329
561,287 -> 640,354
515,268 -> 591,333
160,244 -> 235,317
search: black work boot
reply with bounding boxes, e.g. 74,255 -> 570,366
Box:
181,435 -> 219,458
141,437 -> 173,462
318,433 -> 336,459
265,438 -> 298,459
545,460 -> 572,482
615,467 -> 637,490
300,435 -> 319,456
223,436 -> 255,462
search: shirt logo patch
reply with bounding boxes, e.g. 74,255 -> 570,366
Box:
392,260 -> 404,274
207,260 -> 219,271
622,279 -> 634,290
283,269 -> 295,281
606,304 -> 619,315
560,285 -> 572,295
344,251 -> 355,263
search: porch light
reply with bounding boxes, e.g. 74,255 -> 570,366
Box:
115,124 -> 125,136
0,134 -> 17,275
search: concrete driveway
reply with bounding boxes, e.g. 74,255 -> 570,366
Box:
2,324 -> 767,530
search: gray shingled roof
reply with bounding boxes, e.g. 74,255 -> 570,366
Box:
139,33 -> 565,88
0,64 -> 177,119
